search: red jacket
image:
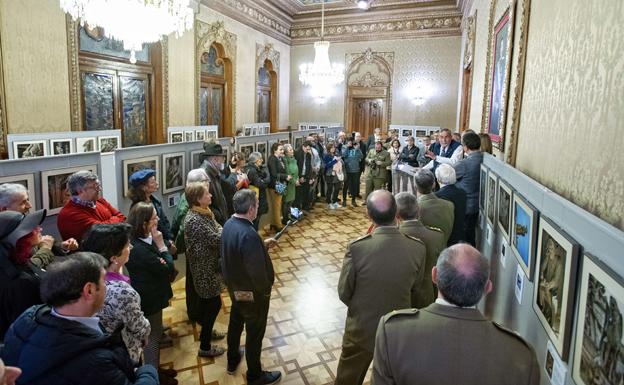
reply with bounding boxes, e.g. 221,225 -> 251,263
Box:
57,198 -> 126,242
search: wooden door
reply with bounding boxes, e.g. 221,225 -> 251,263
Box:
256,88 -> 270,123
351,98 -> 384,138
200,82 -> 224,133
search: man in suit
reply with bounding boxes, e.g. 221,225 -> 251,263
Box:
336,190 -> 426,385
354,132 -> 367,199
454,132 -> 483,246
220,190 -> 282,385
435,164 -> 467,246
398,136 -> 419,167
294,141 -> 313,210
364,141 -> 391,199
424,128 -> 463,172
372,244 -> 540,385
366,127 -> 382,149
396,192 -> 445,306
414,169 -> 454,244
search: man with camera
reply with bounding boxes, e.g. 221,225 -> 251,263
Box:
365,141 -> 391,199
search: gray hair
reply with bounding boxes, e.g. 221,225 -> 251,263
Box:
435,164 -> 456,185
395,192 -> 418,220
248,152 -> 263,164
186,168 -> 209,184
232,189 -> 257,214
414,169 -> 435,194
0,183 -> 28,207
282,143 -> 293,153
436,244 -> 490,307
67,170 -> 99,195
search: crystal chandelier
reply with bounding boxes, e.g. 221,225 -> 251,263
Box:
298,0 -> 344,98
60,0 -> 194,63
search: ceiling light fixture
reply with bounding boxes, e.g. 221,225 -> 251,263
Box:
298,0 -> 344,99
60,0 -> 194,64
356,0 -> 371,10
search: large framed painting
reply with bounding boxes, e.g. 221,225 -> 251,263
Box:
483,3 -> 515,148
0,174 -> 37,210
572,254 -> 624,385
50,139 -> 73,155
485,171 -> 498,228
511,193 -> 538,280
497,180 -> 513,241
123,156 -> 159,195
13,140 -> 47,159
479,164 -> 488,212
42,165 -> 97,215
162,152 -> 185,194
533,217 -> 580,361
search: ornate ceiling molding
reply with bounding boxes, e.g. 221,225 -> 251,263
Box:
256,43 -> 281,72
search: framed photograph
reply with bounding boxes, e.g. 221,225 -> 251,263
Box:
299,124 -> 308,131
184,131 -> 194,142
572,254 -> 624,385
123,156 -> 159,194
256,141 -> 268,163
76,137 -> 97,153
511,193 -> 539,280
244,126 -> 251,136
415,129 -> 426,137
294,136 -> 303,150
238,143 -> 255,161
195,130 -> 205,141
497,180 -> 513,241
50,139 -> 73,155
170,132 -> 183,143
162,152 -> 185,194
484,6 -> 515,147
309,125 -> 318,130
401,129 -> 412,137
98,136 -> 119,153
42,165 -> 97,215
0,173 -> 37,210
532,217 -> 580,361
206,130 -> 217,140
485,172 -> 498,227
13,140 -> 47,159
479,164 -> 488,211
190,150 -> 204,168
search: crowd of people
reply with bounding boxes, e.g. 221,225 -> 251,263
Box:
0,127 -> 538,385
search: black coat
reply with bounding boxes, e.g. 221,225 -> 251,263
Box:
267,155 -> 288,188
1,305 -> 158,385
399,145 -> 420,167
245,162 -> 271,215
203,161 -> 229,225
436,184 -> 467,246
294,149 -> 312,179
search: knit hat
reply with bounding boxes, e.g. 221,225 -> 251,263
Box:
129,169 -> 156,189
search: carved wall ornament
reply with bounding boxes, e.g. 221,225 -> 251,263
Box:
463,14 -> 476,69
256,43 -> 280,72
352,72 -> 386,88
208,0 -> 290,43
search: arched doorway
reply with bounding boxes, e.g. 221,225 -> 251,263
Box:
256,59 -> 277,132
199,43 -> 232,137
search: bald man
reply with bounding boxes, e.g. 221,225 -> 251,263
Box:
373,244 -> 540,385
336,190 -> 427,385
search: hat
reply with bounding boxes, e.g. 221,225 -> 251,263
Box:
203,142 -> 227,157
129,169 -> 156,188
0,209 -> 46,247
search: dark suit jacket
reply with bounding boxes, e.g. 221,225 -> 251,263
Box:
454,151 -> 483,214
373,303 -> 540,385
294,148 -> 312,179
436,184 -> 467,245
399,145 -> 420,167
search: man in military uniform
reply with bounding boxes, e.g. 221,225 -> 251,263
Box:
414,169 -> 454,244
365,141 -> 392,199
336,190 -> 426,385
395,192 -> 445,306
372,244 -> 540,385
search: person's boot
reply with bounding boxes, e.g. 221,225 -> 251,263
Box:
351,199 -> 358,207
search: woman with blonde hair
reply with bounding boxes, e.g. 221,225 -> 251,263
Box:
479,133 -> 493,154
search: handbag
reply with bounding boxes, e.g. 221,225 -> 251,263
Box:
275,181 -> 288,195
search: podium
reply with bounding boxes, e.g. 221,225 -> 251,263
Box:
392,163 -> 420,194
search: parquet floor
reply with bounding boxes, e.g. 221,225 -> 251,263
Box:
160,199 -> 372,385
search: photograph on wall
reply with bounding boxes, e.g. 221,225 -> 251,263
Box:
497,180 -> 513,241
250,127 -> 257,136
238,143 -> 255,161
13,140 -> 47,159
572,254 -> 624,385
184,131 -> 194,142
50,139 -> 73,155
401,129 -> 412,137
190,150 -> 204,168
123,156 -> 159,194
76,137 -> 97,153
511,193 -> 539,280
256,142 -> 267,163
294,136 -> 304,150
195,130 -> 205,141
42,165 -> 96,215
162,152 -> 185,194
486,8 -> 513,145
533,217 -> 580,361
415,129 -> 427,137
479,164 -> 488,211
299,124 -> 308,131
486,172 -> 498,227
0,174 -> 37,210
170,132 -> 183,143
98,136 -> 119,153
244,126 -> 251,136
308,125 -> 318,130
206,130 -> 217,140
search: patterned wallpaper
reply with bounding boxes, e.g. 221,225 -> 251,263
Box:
290,36 -> 461,129
0,0 -> 71,133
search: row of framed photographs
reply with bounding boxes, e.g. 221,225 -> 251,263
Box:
480,165 -> 623,384
11,135 -> 120,159
239,124 -> 270,136
169,129 -> 217,143
122,153 -> 186,196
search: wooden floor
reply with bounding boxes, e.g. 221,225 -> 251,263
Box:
160,199 -> 371,385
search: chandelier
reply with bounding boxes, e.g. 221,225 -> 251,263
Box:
60,0 -> 194,63
298,0 -> 344,98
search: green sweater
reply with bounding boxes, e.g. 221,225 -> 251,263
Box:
171,194 -> 189,253
284,155 -> 299,203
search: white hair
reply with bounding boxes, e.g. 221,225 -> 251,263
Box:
435,164 -> 456,185
186,168 -> 209,185
0,183 -> 28,207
